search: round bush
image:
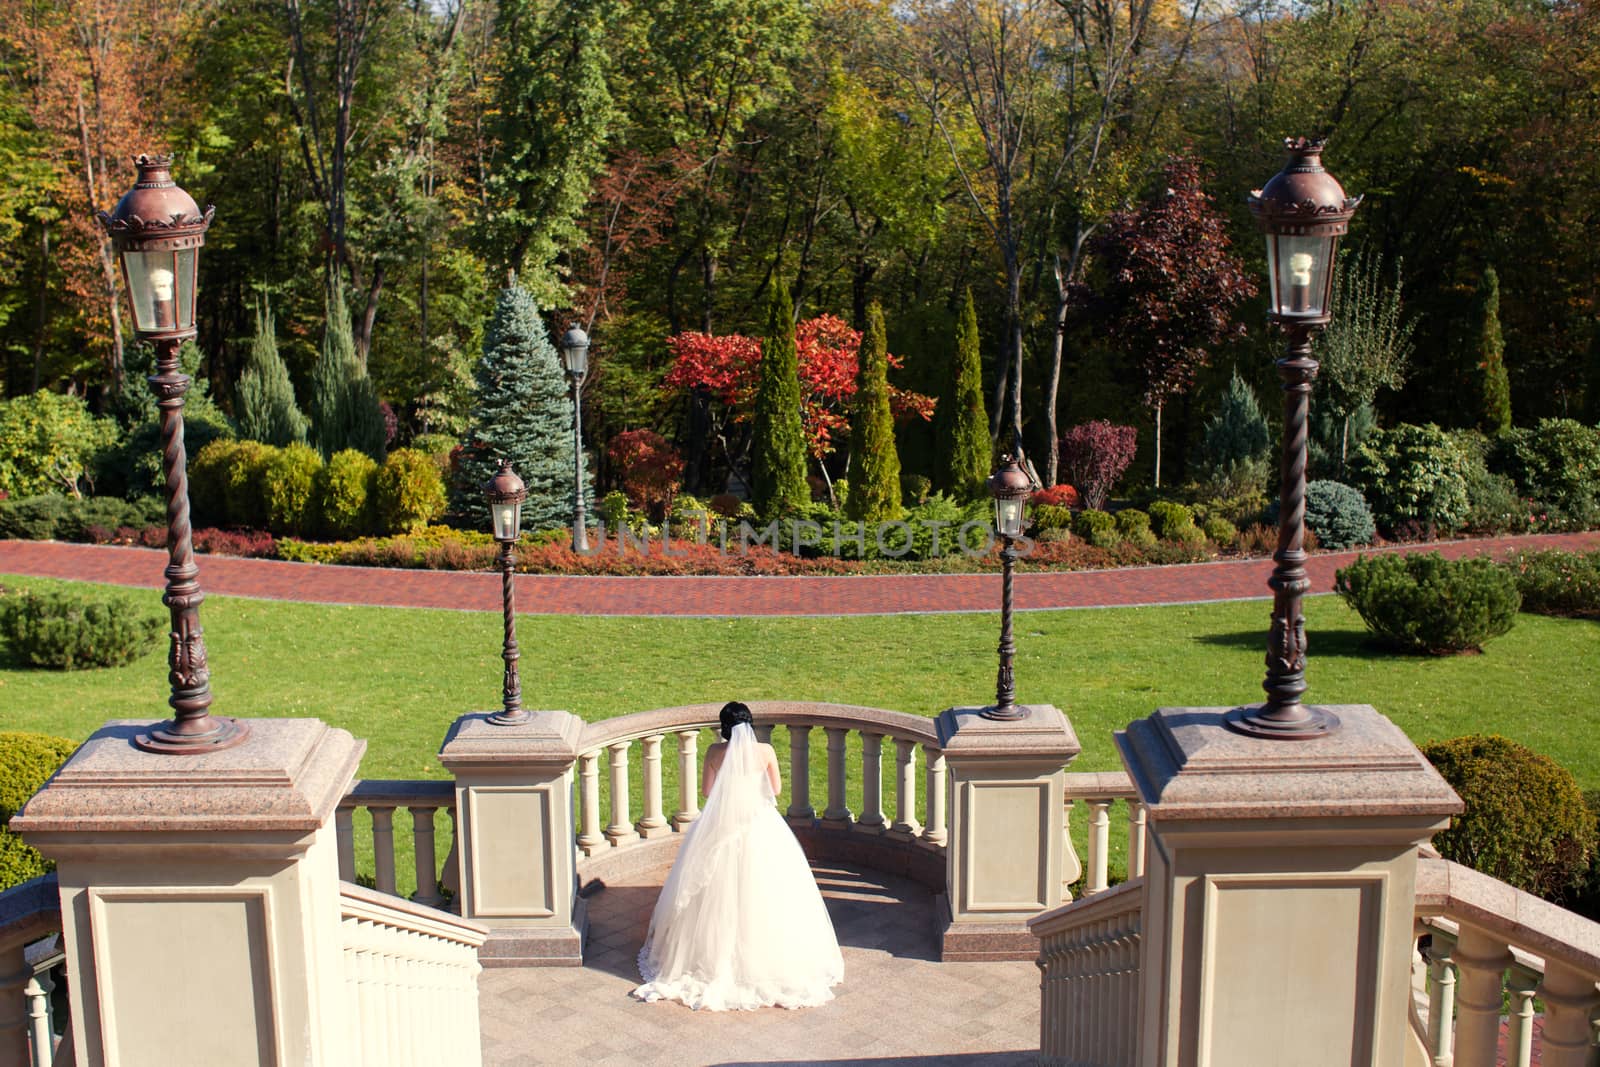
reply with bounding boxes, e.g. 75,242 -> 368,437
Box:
187,438 -> 244,528
316,449 -> 379,539
1115,508 -> 1157,548
1305,480 -> 1375,550
0,494 -> 70,540
0,731 -> 78,890
1422,735 -> 1596,900
1334,552 -> 1520,654
1500,549 -> 1600,619
262,443 -> 323,536
1073,509 -> 1117,549
1146,501 -> 1194,539
374,448 -> 447,535
0,588 -> 164,669
1032,504 -> 1074,533
1347,424 -> 1470,536
1202,516 -> 1237,545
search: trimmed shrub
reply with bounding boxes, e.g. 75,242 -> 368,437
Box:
1073,509 -> 1118,549
1147,501 -> 1197,540
0,731 -> 79,890
598,490 -> 631,529
1032,504 -> 1074,533
1334,552 -> 1520,654
1423,735 -> 1595,900
0,588 -> 163,669
1490,418 -> 1600,529
1032,484 -> 1080,509
1059,422 -> 1137,511
374,448 -> 447,535
1499,550 -> 1600,619
316,449 -> 379,539
1347,423 -> 1471,536
1202,516 -> 1237,545
1305,480 -> 1375,550
0,494 -> 70,540
1115,508 -> 1157,549
261,443 -> 323,536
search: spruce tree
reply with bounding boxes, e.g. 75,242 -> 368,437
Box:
1474,265 -> 1512,434
235,299 -> 308,447
309,282 -> 385,461
938,288 -> 990,498
454,284 -> 580,531
1200,371 -> 1271,495
845,302 -> 902,522
750,278 -> 810,520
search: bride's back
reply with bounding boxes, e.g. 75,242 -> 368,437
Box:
703,738 -> 782,797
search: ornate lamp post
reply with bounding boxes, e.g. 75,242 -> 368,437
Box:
982,455 -> 1032,721
1233,137 -> 1361,741
485,461 -> 530,726
97,155 -> 248,754
558,323 -> 591,552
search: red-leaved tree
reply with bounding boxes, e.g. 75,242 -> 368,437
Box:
1059,421 -> 1137,511
607,428 -> 685,519
1081,158 -> 1257,487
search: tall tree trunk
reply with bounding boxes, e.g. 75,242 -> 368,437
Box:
1153,401 -> 1163,489
1008,259 -> 1024,452
32,220 -> 49,394
75,87 -> 123,393
700,247 -> 716,333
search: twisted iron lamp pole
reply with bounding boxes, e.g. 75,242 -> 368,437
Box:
98,155 -> 247,754
485,462 -> 530,726
983,455 -> 1033,721
1233,137 -> 1361,741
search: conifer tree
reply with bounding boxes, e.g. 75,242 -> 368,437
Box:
750,278 -> 810,520
1200,371 -> 1271,495
310,282 -> 385,461
1473,265 -> 1512,434
938,289 -> 990,498
454,284 -> 581,530
235,299 -> 308,447
845,302 -> 902,521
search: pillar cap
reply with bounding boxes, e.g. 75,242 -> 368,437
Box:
936,704 -> 1080,763
1115,704 -> 1461,823
438,710 -> 585,771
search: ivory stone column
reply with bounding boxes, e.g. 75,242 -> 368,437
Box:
13,718 -> 364,1067
1116,704 -> 1461,1067
438,711 -> 587,967
936,703 -> 1080,962
786,725 -> 814,826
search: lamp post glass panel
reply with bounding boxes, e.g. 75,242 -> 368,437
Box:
560,324 -> 591,552
1235,137 -> 1361,741
485,462 -> 529,726
983,456 -> 1032,722
97,154 -> 248,754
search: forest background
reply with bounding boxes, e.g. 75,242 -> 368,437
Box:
1,0 -> 1596,496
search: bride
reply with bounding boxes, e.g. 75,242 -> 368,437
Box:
633,702 -> 844,1011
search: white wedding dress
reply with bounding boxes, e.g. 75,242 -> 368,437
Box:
633,723 -> 844,1010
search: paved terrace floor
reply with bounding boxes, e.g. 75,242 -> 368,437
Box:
479,861 -> 1037,1066
2,530 -> 1598,616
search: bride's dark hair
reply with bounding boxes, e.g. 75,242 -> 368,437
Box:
719,701 -> 754,740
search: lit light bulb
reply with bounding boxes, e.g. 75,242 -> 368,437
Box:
498,505 -> 516,534
150,267 -> 175,302
1288,252 -> 1314,287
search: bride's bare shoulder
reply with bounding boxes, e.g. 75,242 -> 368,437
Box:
706,741 -> 728,759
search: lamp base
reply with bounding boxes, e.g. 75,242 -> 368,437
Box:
978,703 -> 1031,723
134,716 -> 250,754
1226,703 -> 1340,741
487,709 -> 533,727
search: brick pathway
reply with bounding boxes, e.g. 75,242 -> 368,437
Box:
2,530 -> 1597,617
478,860 -> 1038,1066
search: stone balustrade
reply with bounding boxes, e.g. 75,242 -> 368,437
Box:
1411,856 -> 1600,1067
1029,876 -> 1144,1067
337,779 -> 458,907
339,881 -> 488,1067
0,875 -> 65,1067
1061,771 -> 1144,899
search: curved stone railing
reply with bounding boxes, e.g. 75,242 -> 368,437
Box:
337,780 -> 457,907
0,874 -> 66,1067
1029,876 -> 1144,1067
339,881 -> 487,1067
1062,771 -> 1144,899
574,702 -> 949,882
1412,856 -> 1600,1067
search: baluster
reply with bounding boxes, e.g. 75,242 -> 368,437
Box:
1537,960 -> 1600,1067
605,741 -> 639,846
921,745 -> 947,846
1504,967 -> 1538,1067
786,725 -> 814,824
576,752 -> 604,854
410,806 -> 443,908
857,732 -> 886,832
440,807 -> 460,907
1426,933 -> 1457,1067
821,727 -> 853,827
888,738 -> 921,840
755,723 -> 774,745
1451,927 -> 1512,1067
636,734 -> 671,839
25,968 -> 53,1067
1128,801 -> 1147,878
1062,799 -> 1082,899
371,807 -> 398,895
673,731 -> 700,829
1086,799 -> 1111,894
336,806 -> 356,882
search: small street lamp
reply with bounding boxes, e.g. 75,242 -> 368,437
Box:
1234,136 -> 1361,741
485,461 -> 530,726
983,455 -> 1032,721
97,154 -> 248,754
558,323 -> 591,552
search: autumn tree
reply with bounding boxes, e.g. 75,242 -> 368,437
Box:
846,303 -> 902,521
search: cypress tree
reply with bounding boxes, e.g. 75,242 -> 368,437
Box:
454,284 -> 581,531
1473,265 -> 1512,434
938,288 -> 990,498
236,298 -> 308,447
845,302 -> 902,522
310,282 -> 385,461
750,278 -> 810,520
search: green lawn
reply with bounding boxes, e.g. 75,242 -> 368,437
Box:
4,574 -> 1597,894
